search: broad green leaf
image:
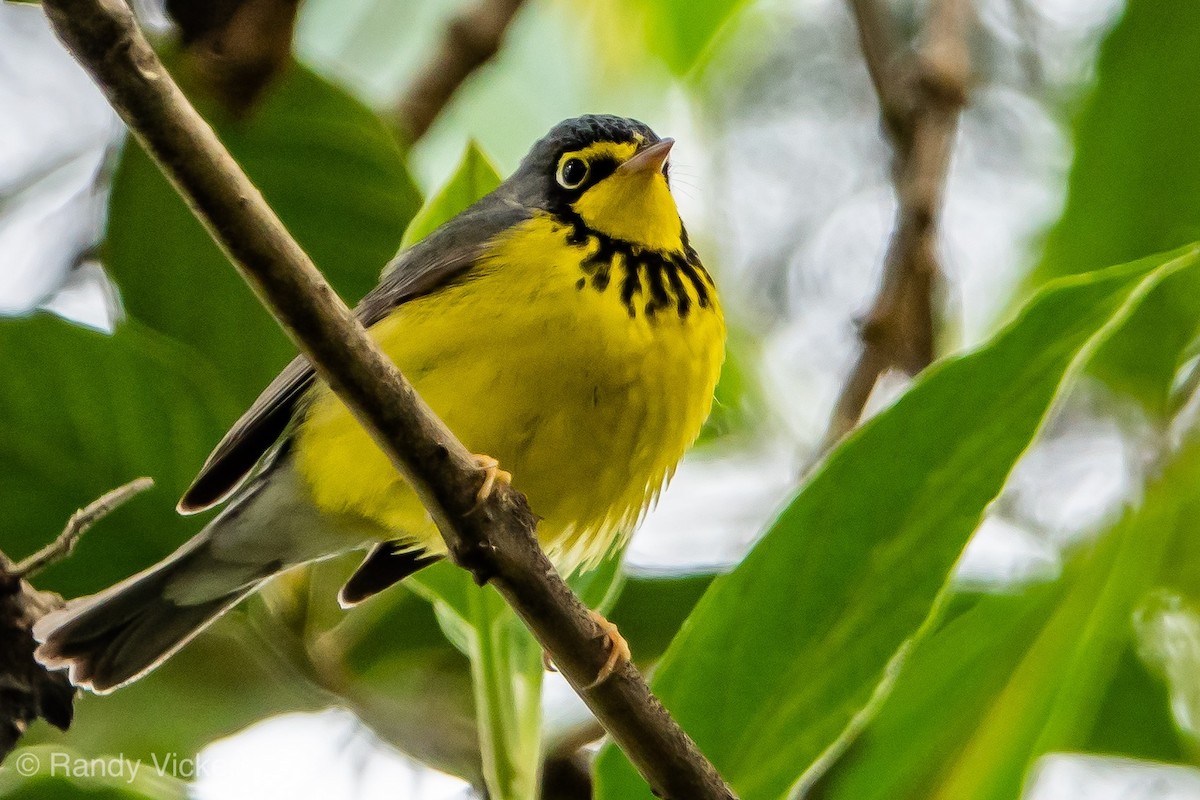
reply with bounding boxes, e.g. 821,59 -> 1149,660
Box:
0,314 -> 236,595
805,585 -> 1067,800
595,245 -> 1200,800
1022,0 -> 1200,413
105,60 -> 420,407
400,141 -> 502,249
1086,645 -> 1188,762
1033,0 -> 1200,286
810,551 -> 1192,800
628,0 -> 751,76
1087,263 -> 1200,417
918,437 -> 1200,800
813,357 -> 1200,799
607,570 -> 716,663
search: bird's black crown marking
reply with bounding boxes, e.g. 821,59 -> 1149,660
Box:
506,115 -> 662,212
526,115 -> 660,166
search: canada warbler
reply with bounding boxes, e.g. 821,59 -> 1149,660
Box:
36,114 -> 726,693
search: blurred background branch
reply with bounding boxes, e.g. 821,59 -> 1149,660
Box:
168,0 -> 301,115
392,0 -> 527,145
818,0 -> 972,454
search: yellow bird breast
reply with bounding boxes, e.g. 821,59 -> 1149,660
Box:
293,213 -> 726,572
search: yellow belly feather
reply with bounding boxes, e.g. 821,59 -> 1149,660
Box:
293,214 -> 725,571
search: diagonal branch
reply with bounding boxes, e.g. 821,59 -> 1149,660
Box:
819,0 -> 971,454
393,0 -> 526,144
39,1 -> 733,797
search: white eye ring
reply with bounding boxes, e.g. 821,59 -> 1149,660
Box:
556,157 -> 589,190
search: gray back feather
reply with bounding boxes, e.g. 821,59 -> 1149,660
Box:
178,191 -> 530,513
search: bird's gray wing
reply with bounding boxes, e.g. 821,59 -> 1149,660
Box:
177,196 -> 530,513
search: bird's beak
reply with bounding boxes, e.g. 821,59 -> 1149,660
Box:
617,138 -> 674,177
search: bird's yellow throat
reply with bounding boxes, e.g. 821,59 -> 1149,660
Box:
566,140 -> 684,253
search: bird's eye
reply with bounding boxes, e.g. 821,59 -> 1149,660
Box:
556,158 -> 589,190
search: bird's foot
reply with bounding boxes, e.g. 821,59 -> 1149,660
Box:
584,610 -> 631,689
470,454 -> 512,511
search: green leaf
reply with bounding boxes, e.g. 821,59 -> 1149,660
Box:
1086,263 -> 1200,417
607,570 -> 716,663
0,314 -> 236,595
1086,645 -> 1188,763
1033,0 -> 1200,286
594,245 -> 1200,800
805,585 -> 1068,800
809,547 -> 1193,800
401,141 -> 502,249
0,314 -> 318,764
636,0 -> 751,76
105,60 -> 421,407
805,330 -> 1200,800
469,588 -> 543,800
914,440 -> 1200,800
1022,0 -> 1200,413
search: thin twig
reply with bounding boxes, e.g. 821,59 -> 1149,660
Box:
14,477 -> 154,579
39,2 -> 733,797
392,0 -> 526,144
818,0 -> 971,455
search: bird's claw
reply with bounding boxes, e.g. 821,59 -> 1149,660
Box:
584,610 -> 631,689
470,454 -> 512,513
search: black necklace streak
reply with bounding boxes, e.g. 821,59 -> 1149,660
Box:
558,214 -> 713,320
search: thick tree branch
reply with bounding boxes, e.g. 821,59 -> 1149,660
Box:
39,1 -> 733,797
819,0 -> 971,454
393,0 -> 526,144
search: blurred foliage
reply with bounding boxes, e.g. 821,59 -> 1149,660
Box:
609,0 -> 750,77
400,142 -> 501,249
4,0 -> 1200,798
1031,0 -> 1200,287
1025,0 -> 1200,418
0,316 -> 235,596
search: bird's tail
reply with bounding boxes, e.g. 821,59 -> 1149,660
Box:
33,512 -> 281,694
